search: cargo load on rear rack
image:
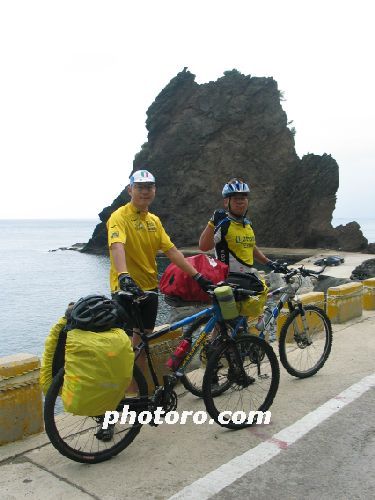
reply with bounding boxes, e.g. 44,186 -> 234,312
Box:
62,328 -> 134,416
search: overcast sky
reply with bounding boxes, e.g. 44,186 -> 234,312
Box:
0,0 -> 373,221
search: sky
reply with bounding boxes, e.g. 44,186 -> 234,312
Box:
0,0 -> 374,221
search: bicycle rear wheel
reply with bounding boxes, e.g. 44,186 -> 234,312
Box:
279,305 -> 332,378
44,365 -> 148,463
202,335 -> 280,429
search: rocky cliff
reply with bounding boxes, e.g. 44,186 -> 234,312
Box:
82,69 -> 368,254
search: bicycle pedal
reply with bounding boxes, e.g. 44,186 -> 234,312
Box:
95,423 -> 115,442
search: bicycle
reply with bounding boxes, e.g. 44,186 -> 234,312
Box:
254,263 -> 333,378
44,284 -> 280,463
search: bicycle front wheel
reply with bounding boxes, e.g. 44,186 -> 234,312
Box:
44,365 -> 148,464
202,335 -> 280,429
279,305 -> 332,378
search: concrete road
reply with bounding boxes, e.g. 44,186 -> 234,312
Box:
211,387 -> 375,500
1,311 -> 375,500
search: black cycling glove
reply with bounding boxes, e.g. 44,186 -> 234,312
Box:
193,273 -> 214,292
267,260 -> 288,273
118,273 -> 144,297
210,209 -> 227,226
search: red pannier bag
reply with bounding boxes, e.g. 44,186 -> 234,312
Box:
159,254 -> 229,303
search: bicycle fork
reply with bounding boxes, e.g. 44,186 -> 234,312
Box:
225,341 -> 256,387
293,303 -> 313,346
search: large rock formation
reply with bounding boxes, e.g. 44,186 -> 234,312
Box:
82,69 -> 368,254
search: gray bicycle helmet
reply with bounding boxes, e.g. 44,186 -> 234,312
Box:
71,295 -> 122,332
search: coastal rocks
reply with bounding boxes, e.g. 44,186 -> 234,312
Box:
313,275 -> 352,293
351,259 -> 375,280
331,222 -> 368,252
82,69 -> 367,254
82,192 -> 128,255
49,243 -> 86,252
364,243 -> 375,254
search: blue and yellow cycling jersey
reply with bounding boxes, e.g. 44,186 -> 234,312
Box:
208,216 -> 256,273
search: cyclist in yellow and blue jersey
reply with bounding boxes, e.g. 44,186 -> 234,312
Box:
199,178 -> 280,271
199,178 -> 285,317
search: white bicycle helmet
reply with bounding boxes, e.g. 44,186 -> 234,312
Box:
129,169 -> 155,185
222,179 -> 250,198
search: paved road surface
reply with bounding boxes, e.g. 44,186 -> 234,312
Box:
211,388 -> 375,500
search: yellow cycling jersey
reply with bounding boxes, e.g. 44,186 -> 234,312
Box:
209,217 -> 256,273
107,202 -> 174,292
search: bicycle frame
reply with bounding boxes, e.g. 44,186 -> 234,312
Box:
257,287 -> 293,341
132,297 -> 249,389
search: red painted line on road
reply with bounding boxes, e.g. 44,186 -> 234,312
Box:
247,426 -> 289,449
269,437 -> 289,449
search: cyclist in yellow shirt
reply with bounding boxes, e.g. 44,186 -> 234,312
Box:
107,169 -> 212,339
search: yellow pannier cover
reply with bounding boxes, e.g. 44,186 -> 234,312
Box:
40,316 -> 67,395
62,327 -> 134,416
236,280 -> 268,319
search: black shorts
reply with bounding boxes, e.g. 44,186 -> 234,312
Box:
112,290 -> 159,334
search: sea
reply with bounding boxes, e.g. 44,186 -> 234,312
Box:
1,217 -> 374,358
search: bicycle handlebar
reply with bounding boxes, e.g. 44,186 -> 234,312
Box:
276,264 -> 326,280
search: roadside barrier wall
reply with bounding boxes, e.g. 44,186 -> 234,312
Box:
363,278 -> 375,310
0,353 -> 43,446
327,282 -> 363,324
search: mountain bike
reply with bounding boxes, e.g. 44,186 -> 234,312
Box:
43,285 -> 280,464
255,264 -> 332,378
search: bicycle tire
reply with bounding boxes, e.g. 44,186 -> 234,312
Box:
279,305 -> 332,378
44,364 -> 148,464
180,317 -> 231,398
202,335 -> 280,429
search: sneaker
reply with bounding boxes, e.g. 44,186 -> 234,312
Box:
96,423 -> 115,442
